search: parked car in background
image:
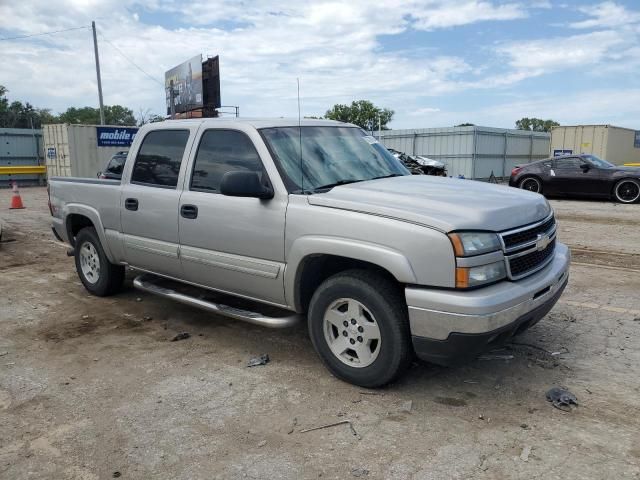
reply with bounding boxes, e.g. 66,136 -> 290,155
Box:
49,118 -> 569,387
98,151 -> 128,180
387,148 -> 447,176
510,154 -> 640,203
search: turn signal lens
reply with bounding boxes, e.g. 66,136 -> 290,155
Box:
511,167 -> 522,176
456,261 -> 506,288
456,267 -> 470,288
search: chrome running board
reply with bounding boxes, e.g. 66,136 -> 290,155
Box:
133,274 -> 300,329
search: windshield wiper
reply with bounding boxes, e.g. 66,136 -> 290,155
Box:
370,173 -> 404,180
312,179 -> 364,192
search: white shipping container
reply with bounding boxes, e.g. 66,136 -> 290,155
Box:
43,124 -> 137,180
550,125 -> 640,165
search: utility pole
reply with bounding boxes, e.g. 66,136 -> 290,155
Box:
91,21 -> 105,125
378,113 -> 381,141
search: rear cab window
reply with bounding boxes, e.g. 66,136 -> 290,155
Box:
131,130 -> 190,188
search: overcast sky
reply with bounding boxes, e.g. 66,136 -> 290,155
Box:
1,0 -> 639,129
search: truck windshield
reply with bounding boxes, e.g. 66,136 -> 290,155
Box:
260,126 -> 409,193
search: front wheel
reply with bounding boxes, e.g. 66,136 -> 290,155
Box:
74,227 -> 125,296
519,176 -> 542,194
308,270 -> 412,388
614,179 -> 640,203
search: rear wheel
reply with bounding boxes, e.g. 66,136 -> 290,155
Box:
613,179 -> 640,203
519,176 -> 542,194
308,269 -> 412,387
74,227 -> 125,296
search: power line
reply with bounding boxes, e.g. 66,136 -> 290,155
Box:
0,25 -> 89,41
97,30 -> 164,87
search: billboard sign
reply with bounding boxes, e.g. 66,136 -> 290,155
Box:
553,149 -> 573,157
165,55 -> 203,114
96,127 -> 139,147
635,131 -> 640,148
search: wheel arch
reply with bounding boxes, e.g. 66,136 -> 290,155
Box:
285,237 -> 416,313
64,204 -> 116,262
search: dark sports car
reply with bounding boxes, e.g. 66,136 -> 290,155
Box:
509,154 -> 640,203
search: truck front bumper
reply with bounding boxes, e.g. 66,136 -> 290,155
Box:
407,242 -> 570,366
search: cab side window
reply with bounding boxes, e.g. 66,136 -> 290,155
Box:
191,129 -> 264,193
554,157 -> 582,169
106,155 -> 126,175
131,130 -> 190,188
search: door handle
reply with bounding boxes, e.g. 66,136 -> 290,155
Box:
180,204 -> 198,219
125,198 -> 138,211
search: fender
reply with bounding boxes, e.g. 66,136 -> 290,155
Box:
63,203 -> 117,263
284,235 -> 417,309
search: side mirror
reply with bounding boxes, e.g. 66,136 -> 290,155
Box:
579,163 -> 590,172
220,171 -> 274,199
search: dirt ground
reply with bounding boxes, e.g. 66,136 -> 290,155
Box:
1,187 -> 639,480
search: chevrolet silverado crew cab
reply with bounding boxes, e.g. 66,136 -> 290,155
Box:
49,119 -> 570,387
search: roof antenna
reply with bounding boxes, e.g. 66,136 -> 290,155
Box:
297,77 -> 304,193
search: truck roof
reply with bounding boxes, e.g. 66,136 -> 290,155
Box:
158,118 -> 357,129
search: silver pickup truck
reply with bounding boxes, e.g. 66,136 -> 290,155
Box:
49,118 -> 570,387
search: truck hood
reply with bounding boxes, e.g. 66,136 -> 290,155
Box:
307,175 -> 551,232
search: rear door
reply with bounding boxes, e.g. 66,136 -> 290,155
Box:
120,127 -> 194,278
178,128 -> 287,305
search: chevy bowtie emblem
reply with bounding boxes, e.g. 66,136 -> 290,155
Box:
535,233 -> 551,251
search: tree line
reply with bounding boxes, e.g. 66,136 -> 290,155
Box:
0,85 -> 162,129
1,85 -> 559,133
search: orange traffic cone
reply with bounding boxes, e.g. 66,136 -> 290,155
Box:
9,182 -> 25,209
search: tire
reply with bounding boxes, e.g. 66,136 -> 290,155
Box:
307,269 -> 412,388
519,176 -> 542,194
613,179 -> 640,204
74,227 -> 125,296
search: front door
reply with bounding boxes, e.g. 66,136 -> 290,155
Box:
550,156 -> 603,196
120,128 -> 192,278
178,128 -> 287,305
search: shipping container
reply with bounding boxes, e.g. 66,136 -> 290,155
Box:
43,124 -> 138,180
0,128 -> 44,187
381,126 -> 550,179
550,125 -> 640,165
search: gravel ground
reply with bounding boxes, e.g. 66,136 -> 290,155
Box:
1,187 -> 639,480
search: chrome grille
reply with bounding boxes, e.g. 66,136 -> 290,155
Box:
499,214 -> 557,280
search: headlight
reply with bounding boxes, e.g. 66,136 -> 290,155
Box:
448,232 -> 501,257
455,261 -> 506,288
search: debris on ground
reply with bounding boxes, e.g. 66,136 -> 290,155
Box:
359,391 -> 384,396
0,352 -> 8,357
478,353 -> 514,361
143,316 -> 152,321
112,472 -> 121,478
287,417 -> 298,434
397,400 -> 413,413
247,354 -> 270,367
546,387 -> 578,412
351,467 -> 369,477
170,332 -> 190,342
257,440 -> 267,447
136,297 -> 142,302
300,420 -> 361,439
520,445 -> 532,462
